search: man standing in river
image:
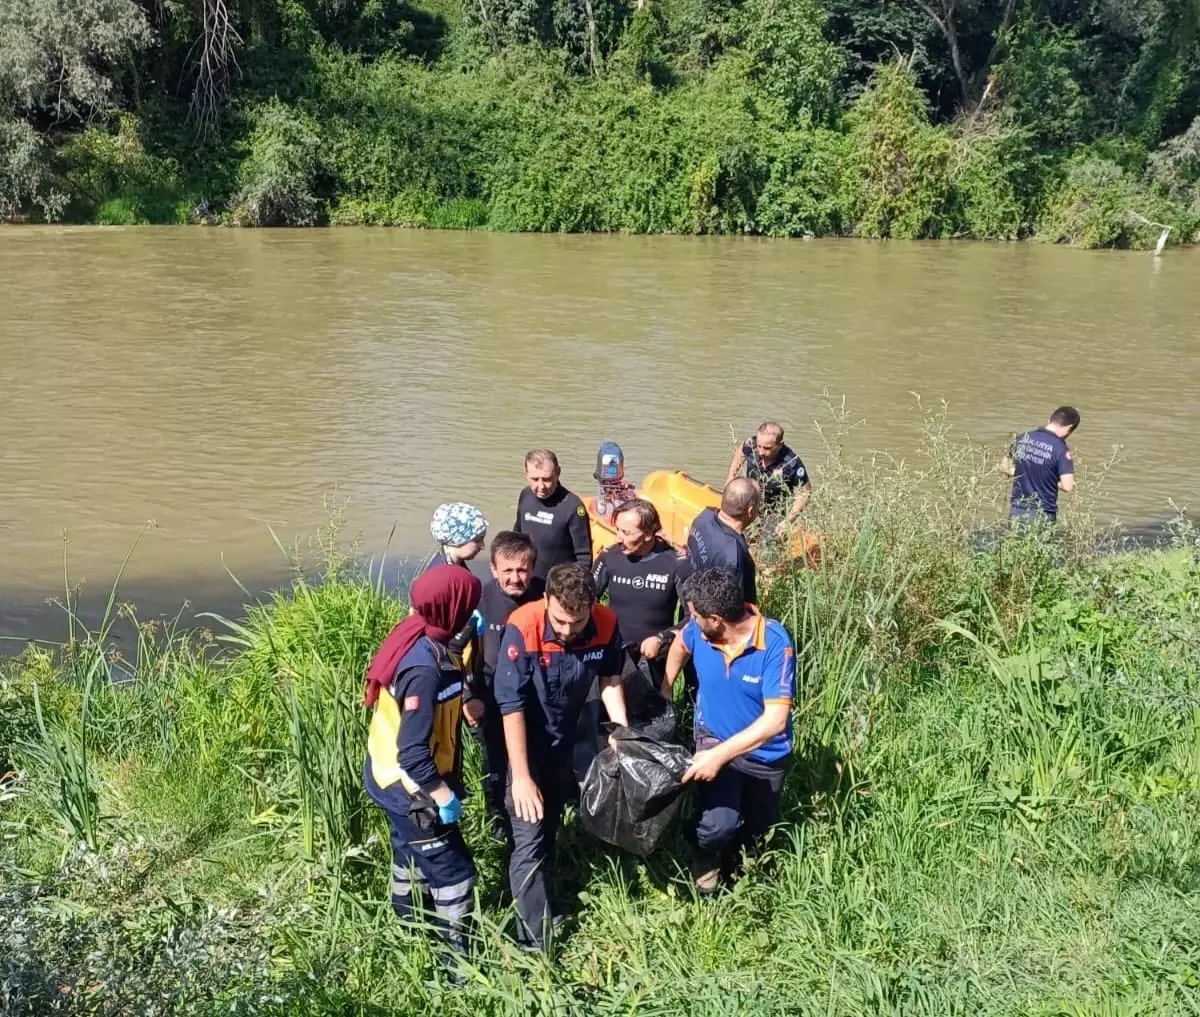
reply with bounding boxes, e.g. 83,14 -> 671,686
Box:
725,422 -> 811,534
514,449 -> 593,580
1002,407 -> 1080,522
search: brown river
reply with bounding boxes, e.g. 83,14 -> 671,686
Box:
2,227 -> 1197,643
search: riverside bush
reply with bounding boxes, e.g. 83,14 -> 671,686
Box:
3,407 -> 1198,1014
229,98 -> 324,227
3,0 -> 1200,246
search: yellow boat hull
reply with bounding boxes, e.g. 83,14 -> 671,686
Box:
584,469 -> 822,567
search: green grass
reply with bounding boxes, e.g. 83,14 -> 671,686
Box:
2,417 -> 1199,1015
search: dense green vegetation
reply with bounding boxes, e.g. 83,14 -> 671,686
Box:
3,419 -> 1199,1014
1,0 -> 1199,244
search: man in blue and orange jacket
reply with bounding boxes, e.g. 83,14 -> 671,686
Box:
493,562 -> 629,952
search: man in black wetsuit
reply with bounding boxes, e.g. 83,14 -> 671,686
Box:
591,499 -> 688,684
452,531 -> 544,840
513,449 -> 592,581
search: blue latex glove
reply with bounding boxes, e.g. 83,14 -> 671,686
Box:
437,794 -> 462,825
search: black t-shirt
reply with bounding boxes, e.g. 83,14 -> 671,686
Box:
1010,428 -> 1074,519
514,485 -> 593,579
591,538 -> 688,647
686,507 -> 757,605
741,438 -> 808,514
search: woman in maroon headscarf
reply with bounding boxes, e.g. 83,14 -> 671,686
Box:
363,564 -> 482,959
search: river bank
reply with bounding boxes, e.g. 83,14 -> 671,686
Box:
3,439 -> 1197,1015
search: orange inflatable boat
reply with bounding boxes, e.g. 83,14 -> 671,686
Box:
583,469 -> 822,567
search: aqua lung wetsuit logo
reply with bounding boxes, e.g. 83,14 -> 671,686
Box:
612,573 -> 671,592
524,510 -> 556,526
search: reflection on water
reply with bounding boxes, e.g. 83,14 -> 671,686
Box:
2,227 -> 1198,638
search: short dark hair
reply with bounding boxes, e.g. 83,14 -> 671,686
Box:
546,562 -> 595,614
490,530 -> 536,565
1050,406 -> 1081,430
615,498 -> 660,535
682,567 -> 748,622
525,449 -> 560,473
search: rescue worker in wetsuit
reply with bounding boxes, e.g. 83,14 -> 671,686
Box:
513,449 -> 592,581
415,502 -> 488,579
591,499 -> 688,686
362,565 -> 482,966
686,478 -> 761,605
494,563 -> 629,952
724,421 -> 811,535
451,530 -> 544,842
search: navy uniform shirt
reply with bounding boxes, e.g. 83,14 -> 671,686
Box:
493,601 -> 623,769
514,485 -> 593,580
592,538 -> 688,647
365,637 -> 465,806
741,438 -> 808,514
1010,428 -> 1074,519
686,507 -> 757,605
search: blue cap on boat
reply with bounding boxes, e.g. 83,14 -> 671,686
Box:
595,441 -> 625,482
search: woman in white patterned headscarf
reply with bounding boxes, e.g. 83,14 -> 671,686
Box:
415,502 -> 489,580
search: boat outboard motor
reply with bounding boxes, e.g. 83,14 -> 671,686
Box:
594,441 -> 637,522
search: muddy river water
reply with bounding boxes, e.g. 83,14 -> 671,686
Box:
2,227 -> 1197,641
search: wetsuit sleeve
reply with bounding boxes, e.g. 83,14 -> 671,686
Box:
659,551 -> 691,640
762,629 -> 797,704
592,554 -> 611,600
513,490 -> 526,533
493,624 -> 530,716
568,498 -> 593,566
394,665 -> 444,792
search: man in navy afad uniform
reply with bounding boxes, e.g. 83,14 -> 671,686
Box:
1003,406 -> 1080,522
725,421 -> 811,532
513,449 -> 592,580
